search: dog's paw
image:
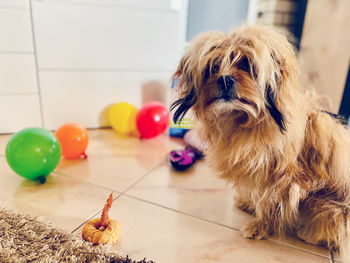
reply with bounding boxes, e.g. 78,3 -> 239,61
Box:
242,220 -> 272,240
235,196 -> 255,215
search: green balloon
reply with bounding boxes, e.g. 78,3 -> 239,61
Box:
6,127 -> 61,182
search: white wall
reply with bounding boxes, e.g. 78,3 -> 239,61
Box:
0,0 -> 188,133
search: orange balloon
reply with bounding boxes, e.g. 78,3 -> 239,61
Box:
55,123 -> 89,159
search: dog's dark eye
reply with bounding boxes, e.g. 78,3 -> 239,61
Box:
236,57 -> 251,73
211,58 -> 221,74
212,63 -> 220,74
204,58 -> 221,83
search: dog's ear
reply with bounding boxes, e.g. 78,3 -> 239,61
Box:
171,56 -> 196,124
265,85 -> 286,132
170,87 -> 197,124
269,48 -> 292,86
174,49 -> 197,92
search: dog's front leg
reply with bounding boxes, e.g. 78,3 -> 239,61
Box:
242,182 -> 302,240
243,218 -> 273,240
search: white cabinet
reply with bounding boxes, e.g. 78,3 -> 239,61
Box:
31,1 -> 181,70
0,4 -> 41,133
35,0 -> 177,10
0,54 -> 38,94
0,0 -> 29,8
0,9 -> 33,52
39,71 -> 171,129
0,0 -> 187,133
0,95 -> 42,133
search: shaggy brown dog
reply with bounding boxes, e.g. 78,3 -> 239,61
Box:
171,25 -> 350,259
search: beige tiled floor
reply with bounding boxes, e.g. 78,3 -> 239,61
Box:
0,129 -> 334,262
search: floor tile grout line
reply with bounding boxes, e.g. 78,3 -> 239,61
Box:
51,171 -> 123,234
118,161 -> 167,195
72,188 -> 240,235
54,157 -> 166,195
40,162 -> 331,259
267,238 -> 331,260
68,159 -> 166,234
1,152 -> 330,260
122,193 -> 331,260
123,193 -> 241,231
0,146 -> 170,234
53,171 -> 121,194
69,192 -> 123,234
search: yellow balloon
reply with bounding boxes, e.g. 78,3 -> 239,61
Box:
108,102 -> 138,134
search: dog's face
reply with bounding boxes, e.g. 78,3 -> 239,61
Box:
171,26 -> 299,135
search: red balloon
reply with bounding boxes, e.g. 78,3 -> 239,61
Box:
136,101 -> 170,139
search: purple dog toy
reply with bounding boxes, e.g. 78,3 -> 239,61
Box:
170,148 -> 202,171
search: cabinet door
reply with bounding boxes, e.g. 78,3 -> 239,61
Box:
32,1 -> 183,70
39,71 -> 171,130
0,54 -> 37,94
0,5 -> 42,134
31,0 -> 187,130
0,95 -> 42,133
0,8 -> 33,52
36,0 -> 175,10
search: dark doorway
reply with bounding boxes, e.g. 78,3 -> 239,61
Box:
338,64 -> 350,123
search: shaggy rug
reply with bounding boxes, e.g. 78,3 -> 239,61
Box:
0,206 -> 153,263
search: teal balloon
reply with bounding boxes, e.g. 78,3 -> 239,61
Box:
6,127 -> 61,182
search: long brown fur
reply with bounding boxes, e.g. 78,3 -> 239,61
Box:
172,25 -> 350,259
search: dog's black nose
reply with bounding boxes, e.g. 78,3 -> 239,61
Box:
217,75 -> 237,99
